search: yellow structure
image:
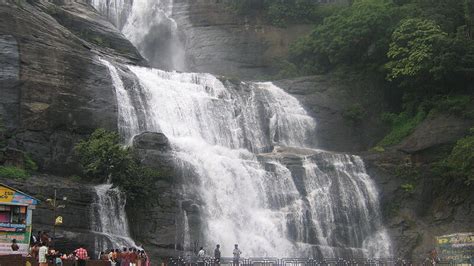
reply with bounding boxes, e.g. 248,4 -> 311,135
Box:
0,184 -> 38,255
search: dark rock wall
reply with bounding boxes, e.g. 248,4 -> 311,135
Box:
364,150 -> 474,259
173,0 -> 312,79
0,35 -> 20,131
0,175 -> 97,253
276,75 -> 391,152
363,112 -> 474,259
0,0 -> 145,175
127,132 -> 182,259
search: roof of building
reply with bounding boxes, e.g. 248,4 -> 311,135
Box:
0,183 -> 39,206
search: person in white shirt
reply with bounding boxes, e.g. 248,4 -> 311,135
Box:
232,244 -> 242,266
38,242 -> 49,266
197,247 -> 205,266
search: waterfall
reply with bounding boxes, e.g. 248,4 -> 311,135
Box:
99,58 -> 140,143
91,0 -> 186,71
100,59 -> 393,258
91,184 -> 136,254
183,211 -> 191,252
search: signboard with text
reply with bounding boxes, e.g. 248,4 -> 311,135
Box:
0,225 -> 31,255
0,185 -> 38,255
0,186 -> 38,205
436,232 -> 474,263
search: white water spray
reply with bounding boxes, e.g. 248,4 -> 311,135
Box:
91,184 -> 136,254
99,60 -> 392,258
92,0 -> 186,71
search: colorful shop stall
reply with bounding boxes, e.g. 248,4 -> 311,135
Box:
0,184 -> 38,255
436,232 -> 474,264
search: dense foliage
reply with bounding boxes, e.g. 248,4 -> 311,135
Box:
290,0 -> 397,73
272,0 -> 474,184
437,128 -> 474,185
385,19 -> 447,83
225,0 -> 341,27
75,129 -> 162,199
287,0 -> 474,145
0,166 -> 29,180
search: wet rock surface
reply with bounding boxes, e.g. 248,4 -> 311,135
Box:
0,0 -> 145,175
129,132 -> 181,260
397,114 -> 473,154
363,150 -> 474,259
173,0 -> 312,79
276,75 -> 391,152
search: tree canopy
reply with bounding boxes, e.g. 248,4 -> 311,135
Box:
75,129 -> 163,199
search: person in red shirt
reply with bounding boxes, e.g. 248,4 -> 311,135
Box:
74,245 -> 88,266
121,247 -> 129,266
129,248 -> 138,266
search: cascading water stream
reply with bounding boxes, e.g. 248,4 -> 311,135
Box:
90,184 -> 136,255
91,0 -> 186,71
99,58 -> 393,258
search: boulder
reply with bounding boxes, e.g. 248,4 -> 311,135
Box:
132,132 -> 170,151
398,114 -> 473,154
132,132 -> 173,171
128,132 -> 181,259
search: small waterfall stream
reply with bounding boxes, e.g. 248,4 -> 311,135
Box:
91,184 -> 136,255
92,0 -> 186,71
99,59 -> 393,258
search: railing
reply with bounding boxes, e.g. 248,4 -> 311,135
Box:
167,257 -> 458,266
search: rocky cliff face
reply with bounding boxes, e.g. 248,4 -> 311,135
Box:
127,132 -> 183,259
275,75 -> 391,152
0,0 -> 148,256
173,0 -> 312,79
363,113 -> 474,259
0,0 -> 145,175
0,175 -> 97,253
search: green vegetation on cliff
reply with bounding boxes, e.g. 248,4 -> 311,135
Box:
0,166 -> 29,180
290,0 -> 397,73
437,128 -> 474,185
75,129 -> 162,199
284,0 -> 474,147
225,0 -> 344,27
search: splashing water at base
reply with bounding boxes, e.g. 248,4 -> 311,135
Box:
91,184 -> 136,255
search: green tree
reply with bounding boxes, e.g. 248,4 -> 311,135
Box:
290,0 -> 397,73
75,129 -> 132,182
75,129 -> 163,199
439,128 -> 474,185
465,0 -> 474,38
385,19 -> 447,84
411,0 -> 466,33
386,18 -> 474,94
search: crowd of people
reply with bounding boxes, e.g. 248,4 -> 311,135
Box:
97,247 -> 149,266
28,241 -> 89,266
25,231 -> 149,266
